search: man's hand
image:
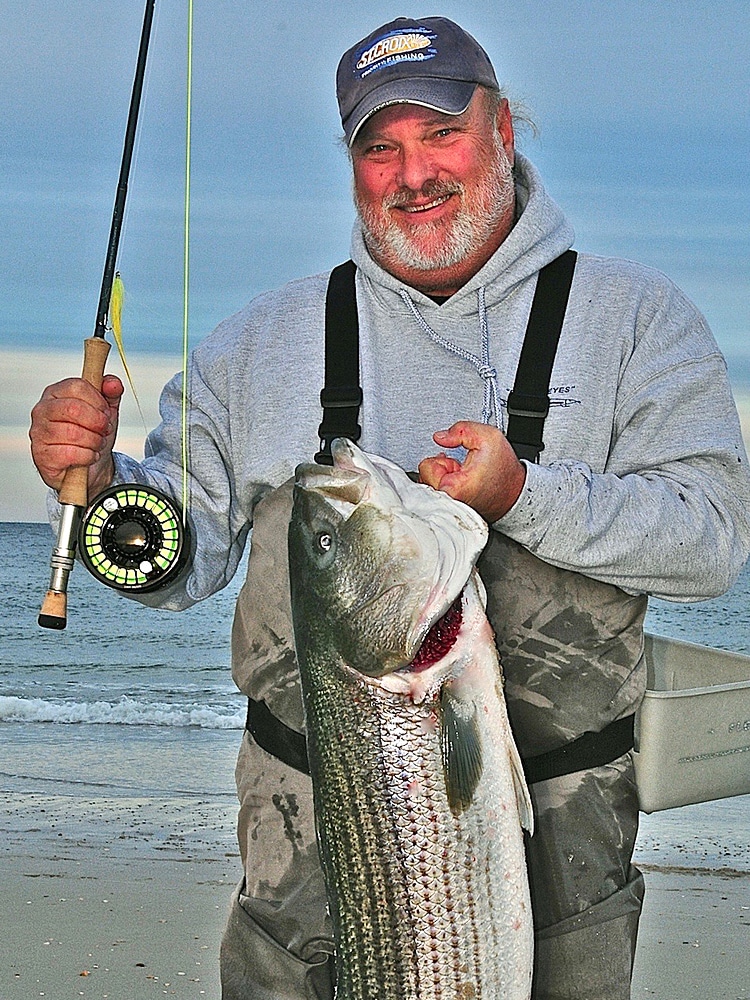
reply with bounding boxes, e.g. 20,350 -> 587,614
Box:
29,374 -> 124,497
418,421 -> 526,522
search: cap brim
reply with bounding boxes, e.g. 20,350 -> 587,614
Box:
345,79 -> 476,145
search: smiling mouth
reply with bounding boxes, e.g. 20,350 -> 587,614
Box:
398,193 -> 453,215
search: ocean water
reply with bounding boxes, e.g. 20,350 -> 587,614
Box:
2,522 -> 750,874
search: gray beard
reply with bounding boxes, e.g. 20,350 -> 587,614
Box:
355,136 -> 515,273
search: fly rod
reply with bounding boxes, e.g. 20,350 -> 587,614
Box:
39,0 -> 157,629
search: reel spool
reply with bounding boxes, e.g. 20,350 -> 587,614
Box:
79,484 -> 190,593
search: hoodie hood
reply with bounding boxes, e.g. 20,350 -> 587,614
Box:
350,153 -> 575,312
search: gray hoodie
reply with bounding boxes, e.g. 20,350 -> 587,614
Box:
97,154 -> 750,607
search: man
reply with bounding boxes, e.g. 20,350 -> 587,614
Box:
30,16 -> 750,1000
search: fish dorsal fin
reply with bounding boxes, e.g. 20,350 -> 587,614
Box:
440,687 -> 483,817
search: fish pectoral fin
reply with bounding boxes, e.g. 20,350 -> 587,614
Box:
508,733 -> 535,835
440,688 -> 483,817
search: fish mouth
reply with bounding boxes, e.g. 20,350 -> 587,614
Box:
298,439 -> 489,683
408,592 -> 464,674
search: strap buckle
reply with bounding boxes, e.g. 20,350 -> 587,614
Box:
315,386 -> 363,465
319,386 -> 363,410
507,390 -> 550,420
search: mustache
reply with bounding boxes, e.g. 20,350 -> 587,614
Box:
382,179 -> 464,211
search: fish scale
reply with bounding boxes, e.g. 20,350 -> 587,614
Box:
375,681 -> 525,998
288,441 -> 533,1000
305,669 -> 419,997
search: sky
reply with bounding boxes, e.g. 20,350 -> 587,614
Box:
1,0 -> 749,519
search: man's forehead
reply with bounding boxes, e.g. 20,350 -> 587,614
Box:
355,97 -> 476,143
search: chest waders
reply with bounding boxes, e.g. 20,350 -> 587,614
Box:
221,254 -> 645,1000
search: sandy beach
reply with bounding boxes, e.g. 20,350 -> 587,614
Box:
0,784 -> 241,1000
2,809 -> 749,999
1,856 -> 232,999
2,863 -> 749,1000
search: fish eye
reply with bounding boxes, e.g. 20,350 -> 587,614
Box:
316,531 -> 333,553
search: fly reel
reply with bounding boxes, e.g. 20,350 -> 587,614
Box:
79,484 -> 190,593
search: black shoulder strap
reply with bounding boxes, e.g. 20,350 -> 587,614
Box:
315,252 -> 577,466
245,695 -> 635,786
314,259 -> 362,465
506,249 -> 577,462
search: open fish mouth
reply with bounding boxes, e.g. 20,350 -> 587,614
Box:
407,593 -> 464,673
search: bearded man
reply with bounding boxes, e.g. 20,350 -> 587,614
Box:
30,16 -> 750,1000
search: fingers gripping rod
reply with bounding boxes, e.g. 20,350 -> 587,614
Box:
39,0 -> 156,629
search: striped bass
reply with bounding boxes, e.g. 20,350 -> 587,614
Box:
288,439 -> 534,1000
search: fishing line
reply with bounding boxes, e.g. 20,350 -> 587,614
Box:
181,0 -> 194,529
80,0 -> 195,596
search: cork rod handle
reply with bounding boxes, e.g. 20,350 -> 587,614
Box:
38,337 -> 112,629
58,337 -> 112,506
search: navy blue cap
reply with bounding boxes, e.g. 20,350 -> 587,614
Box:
337,17 -> 499,145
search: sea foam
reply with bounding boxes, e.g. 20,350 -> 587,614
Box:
0,694 -> 244,729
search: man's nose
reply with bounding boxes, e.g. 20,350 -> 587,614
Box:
396,144 -> 438,193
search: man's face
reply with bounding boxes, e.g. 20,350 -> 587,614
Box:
351,88 -> 516,296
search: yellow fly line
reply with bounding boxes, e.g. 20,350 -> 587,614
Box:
181,0 -> 194,528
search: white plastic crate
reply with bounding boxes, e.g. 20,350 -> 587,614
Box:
634,633 -> 750,813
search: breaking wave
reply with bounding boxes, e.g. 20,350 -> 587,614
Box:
0,694 -> 244,729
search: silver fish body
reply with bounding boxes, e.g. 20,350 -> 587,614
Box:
288,440 -> 533,1000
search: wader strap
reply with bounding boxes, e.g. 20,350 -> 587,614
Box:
522,714 -> 635,784
314,259 -> 362,465
314,252 -> 577,466
507,249 -> 577,463
245,697 -> 634,785
246,697 -> 311,775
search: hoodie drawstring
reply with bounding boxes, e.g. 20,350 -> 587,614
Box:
399,286 -> 502,429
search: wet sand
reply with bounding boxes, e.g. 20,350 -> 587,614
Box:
1,855 -> 233,999
0,785 -> 241,999
2,846 -> 749,998
633,867 -> 750,999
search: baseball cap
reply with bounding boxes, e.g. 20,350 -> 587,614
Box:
337,17 -> 499,145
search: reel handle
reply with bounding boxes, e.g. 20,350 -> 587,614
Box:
39,336 -> 112,629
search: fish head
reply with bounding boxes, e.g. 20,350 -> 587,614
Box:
288,439 -> 488,678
